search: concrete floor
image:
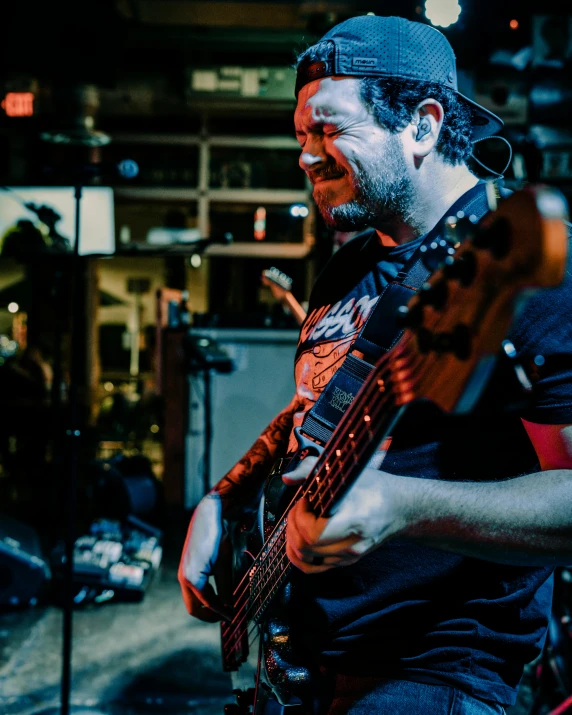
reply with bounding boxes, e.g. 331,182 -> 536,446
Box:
0,549 -> 234,715
0,533 -> 549,715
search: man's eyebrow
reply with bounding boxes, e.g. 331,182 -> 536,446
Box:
295,117 -> 338,133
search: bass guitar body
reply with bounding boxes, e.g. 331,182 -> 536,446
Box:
227,442 -> 322,714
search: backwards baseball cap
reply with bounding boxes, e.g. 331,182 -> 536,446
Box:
295,15 -> 503,141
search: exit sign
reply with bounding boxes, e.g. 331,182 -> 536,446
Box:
1,92 -> 34,117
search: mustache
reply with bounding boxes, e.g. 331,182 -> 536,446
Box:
309,165 -> 347,184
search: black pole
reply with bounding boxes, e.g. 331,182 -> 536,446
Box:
60,185 -> 83,715
203,368 -> 212,496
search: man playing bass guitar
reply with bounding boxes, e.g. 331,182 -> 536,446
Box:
180,16 -> 572,714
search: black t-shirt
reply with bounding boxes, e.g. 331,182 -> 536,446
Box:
287,183 -> 572,705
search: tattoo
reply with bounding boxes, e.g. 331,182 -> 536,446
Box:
215,399 -> 299,506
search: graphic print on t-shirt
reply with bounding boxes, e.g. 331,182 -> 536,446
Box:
289,294 -> 377,452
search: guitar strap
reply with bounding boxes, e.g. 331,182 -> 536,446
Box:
301,183 -> 493,445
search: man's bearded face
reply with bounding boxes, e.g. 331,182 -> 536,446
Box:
295,77 -> 415,232
312,133 -> 415,231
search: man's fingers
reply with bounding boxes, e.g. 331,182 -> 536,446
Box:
286,539 -> 334,574
299,535 -> 361,556
288,539 -> 362,571
287,497 -> 323,556
282,456 -> 319,485
286,497 -> 364,571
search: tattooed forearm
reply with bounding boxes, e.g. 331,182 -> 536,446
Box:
215,397 -> 299,506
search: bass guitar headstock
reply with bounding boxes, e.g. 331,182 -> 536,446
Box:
388,186 -> 569,413
262,267 -> 293,300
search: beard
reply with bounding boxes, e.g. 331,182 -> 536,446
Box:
313,134 -> 415,232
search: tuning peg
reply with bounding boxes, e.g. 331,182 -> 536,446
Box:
416,327 -> 433,353
432,328 -> 470,359
444,214 -> 478,246
414,325 -> 471,358
433,332 -> 453,353
418,279 -> 448,310
443,251 -> 477,287
451,324 -> 471,359
472,216 -> 511,259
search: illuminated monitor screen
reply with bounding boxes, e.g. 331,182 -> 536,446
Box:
0,187 -> 115,256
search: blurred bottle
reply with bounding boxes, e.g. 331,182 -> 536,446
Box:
167,300 -> 180,328
179,290 -> 191,326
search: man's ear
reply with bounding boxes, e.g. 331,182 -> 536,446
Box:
406,99 -> 445,162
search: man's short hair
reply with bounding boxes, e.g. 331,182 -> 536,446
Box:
296,42 -> 474,166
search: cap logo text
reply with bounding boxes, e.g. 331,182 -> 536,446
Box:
353,57 -> 378,67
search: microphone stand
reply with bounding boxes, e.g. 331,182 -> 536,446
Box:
60,184 -> 85,715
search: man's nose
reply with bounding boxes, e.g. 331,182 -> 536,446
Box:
300,152 -> 323,171
299,137 -> 326,171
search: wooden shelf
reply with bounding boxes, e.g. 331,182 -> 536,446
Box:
114,187 -> 308,203
114,187 -> 200,201
205,241 -> 311,258
111,133 -> 300,149
208,188 -> 307,203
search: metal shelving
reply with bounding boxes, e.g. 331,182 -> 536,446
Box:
111,131 -> 314,258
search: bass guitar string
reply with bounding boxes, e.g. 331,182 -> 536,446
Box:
222,368 -> 395,655
222,345 -> 423,655
222,351 -> 397,635
221,354 -> 397,648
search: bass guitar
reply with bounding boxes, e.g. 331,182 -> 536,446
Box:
223,187 -> 569,714
261,267 -> 307,327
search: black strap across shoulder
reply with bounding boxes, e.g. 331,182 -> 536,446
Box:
301,183 -> 493,445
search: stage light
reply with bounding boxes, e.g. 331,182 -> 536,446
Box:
7,302 -> 19,314
117,159 -> 139,180
1,92 -> 34,117
425,0 -> 461,28
254,206 -> 266,241
510,19 -> 519,30
289,204 -> 309,218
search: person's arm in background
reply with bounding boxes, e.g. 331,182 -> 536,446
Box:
178,394 -> 299,621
